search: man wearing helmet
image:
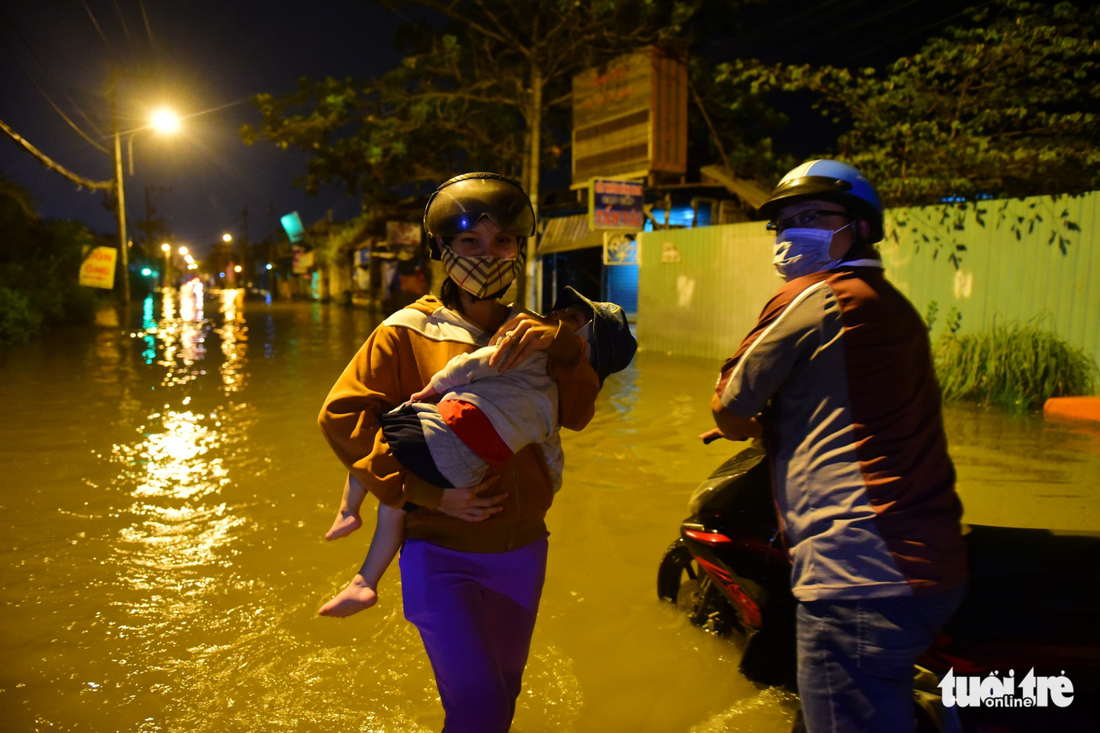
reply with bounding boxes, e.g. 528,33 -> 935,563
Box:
706,160 -> 967,732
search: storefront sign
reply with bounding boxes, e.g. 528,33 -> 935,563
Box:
572,46 -> 688,185
293,248 -> 314,274
603,231 -> 640,266
281,211 -> 305,243
590,178 -> 645,230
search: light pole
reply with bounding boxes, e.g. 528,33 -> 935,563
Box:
109,90 -> 181,306
222,234 -> 234,286
110,75 -> 130,305
160,242 -> 171,288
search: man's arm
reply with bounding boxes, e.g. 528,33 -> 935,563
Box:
707,393 -> 763,442
709,281 -> 828,444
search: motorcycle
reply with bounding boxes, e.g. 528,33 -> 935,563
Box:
657,440 -> 1100,732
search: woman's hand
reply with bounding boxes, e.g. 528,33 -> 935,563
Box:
435,476 -> 508,522
490,313 -> 560,372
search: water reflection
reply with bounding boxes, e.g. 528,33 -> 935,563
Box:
111,285 -> 252,597
215,289 -> 248,393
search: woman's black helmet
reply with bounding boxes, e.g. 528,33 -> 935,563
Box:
424,173 -> 535,258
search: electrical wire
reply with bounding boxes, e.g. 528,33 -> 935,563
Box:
112,0 -> 133,47
705,0 -> 967,66
81,0 -> 112,50
139,0 -> 155,51
839,0 -> 997,64
0,8 -> 110,152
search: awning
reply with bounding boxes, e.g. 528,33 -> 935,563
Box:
698,165 -> 771,211
538,214 -> 605,256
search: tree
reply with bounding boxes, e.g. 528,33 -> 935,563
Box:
243,0 -> 696,304
716,0 -> 1100,206
0,172 -> 103,343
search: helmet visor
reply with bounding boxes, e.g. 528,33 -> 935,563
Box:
425,176 -> 535,239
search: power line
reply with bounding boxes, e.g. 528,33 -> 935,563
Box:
840,1 -> 997,64
81,0 -> 112,50
112,0 -> 133,47
0,8 -> 110,152
704,0 -> 973,66
139,0 -> 155,50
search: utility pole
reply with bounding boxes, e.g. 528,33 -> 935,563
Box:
110,71 -> 130,306
143,185 -> 171,253
268,202 -> 277,297
241,205 -> 250,284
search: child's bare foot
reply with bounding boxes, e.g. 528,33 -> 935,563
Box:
325,510 -> 362,540
318,575 -> 378,617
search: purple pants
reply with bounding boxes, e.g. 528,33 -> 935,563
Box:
399,535 -> 548,733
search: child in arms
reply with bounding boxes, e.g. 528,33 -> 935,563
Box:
319,287 -> 636,616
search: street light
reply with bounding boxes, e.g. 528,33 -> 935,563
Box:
222,233 -> 233,243
150,108 -> 180,134
127,109 -> 180,176
111,90 -> 181,305
178,246 -> 188,256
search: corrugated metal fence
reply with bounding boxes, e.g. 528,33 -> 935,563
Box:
637,190 -> 1100,369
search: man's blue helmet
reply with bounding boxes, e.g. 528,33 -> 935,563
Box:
760,160 -> 883,241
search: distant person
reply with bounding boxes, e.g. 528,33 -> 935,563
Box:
318,286 -> 635,617
318,172 -> 623,733
704,159 -> 967,732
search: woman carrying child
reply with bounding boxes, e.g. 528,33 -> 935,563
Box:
317,172 -> 615,733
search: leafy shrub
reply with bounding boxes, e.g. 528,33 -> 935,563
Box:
934,321 -> 1099,412
0,286 -> 42,346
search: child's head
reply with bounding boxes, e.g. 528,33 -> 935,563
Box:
550,287 -> 637,387
550,305 -> 590,334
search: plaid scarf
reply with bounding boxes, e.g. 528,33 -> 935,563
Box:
440,248 -> 526,299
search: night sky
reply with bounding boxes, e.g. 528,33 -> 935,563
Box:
2,0 -> 974,256
1,0 -> 432,256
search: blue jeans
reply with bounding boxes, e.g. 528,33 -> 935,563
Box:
796,586 -> 966,733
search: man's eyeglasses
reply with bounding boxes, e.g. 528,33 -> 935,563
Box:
766,209 -> 849,234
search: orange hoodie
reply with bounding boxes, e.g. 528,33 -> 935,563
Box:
318,295 -> 599,553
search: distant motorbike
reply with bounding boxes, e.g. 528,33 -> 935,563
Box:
657,440 -> 1100,732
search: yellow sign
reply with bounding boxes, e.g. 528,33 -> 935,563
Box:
79,247 -> 118,289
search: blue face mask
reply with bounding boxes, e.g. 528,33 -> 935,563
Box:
772,222 -> 853,281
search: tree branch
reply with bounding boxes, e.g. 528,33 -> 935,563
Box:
0,117 -> 114,191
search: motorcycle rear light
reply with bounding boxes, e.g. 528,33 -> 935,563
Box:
684,529 -> 732,544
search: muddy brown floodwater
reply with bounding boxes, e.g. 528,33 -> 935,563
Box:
2,290 -> 1098,732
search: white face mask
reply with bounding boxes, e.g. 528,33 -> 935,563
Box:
772,222 -> 853,281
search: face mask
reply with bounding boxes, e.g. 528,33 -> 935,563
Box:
440,247 -> 526,299
772,222 -> 853,281
571,320 -> 598,369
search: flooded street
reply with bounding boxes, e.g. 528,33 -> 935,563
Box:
2,290 -> 1098,732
